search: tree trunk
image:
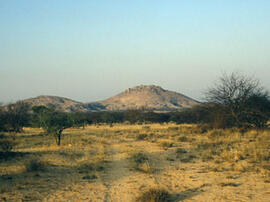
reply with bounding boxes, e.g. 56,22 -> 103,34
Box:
56,129 -> 63,146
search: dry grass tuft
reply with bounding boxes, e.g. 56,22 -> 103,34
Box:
219,182 -> 242,187
196,128 -> 270,179
136,188 -> 172,202
178,135 -> 189,142
160,141 -> 174,149
130,152 -> 152,173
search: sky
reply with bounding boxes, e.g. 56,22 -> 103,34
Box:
0,0 -> 270,103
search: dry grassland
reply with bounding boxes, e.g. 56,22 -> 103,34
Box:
0,123 -> 270,201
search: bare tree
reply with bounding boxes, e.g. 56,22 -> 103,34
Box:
205,72 -> 270,128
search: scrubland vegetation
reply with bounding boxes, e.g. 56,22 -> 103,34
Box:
0,124 -> 269,201
0,72 -> 269,201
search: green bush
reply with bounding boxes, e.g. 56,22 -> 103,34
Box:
137,134 -> 148,140
178,136 -> 188,142
0,140 -> 14,152
78,163 -> 95,174
26,159 -> 46,172
176,148 -> 187,154
161,141 -> 174,149
82,174 -> 97,180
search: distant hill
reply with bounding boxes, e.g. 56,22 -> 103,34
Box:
23,96 -> 88,112
20,85 -> 199,112
87,85 -> 199,111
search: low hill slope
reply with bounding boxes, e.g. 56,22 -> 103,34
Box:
23,96 -> 88,112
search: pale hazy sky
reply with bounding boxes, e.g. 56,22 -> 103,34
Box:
1,0 -> 270,103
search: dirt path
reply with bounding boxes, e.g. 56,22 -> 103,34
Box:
102,143 -> 135,202
43,137 -> 270,202
43,141 -> 138,201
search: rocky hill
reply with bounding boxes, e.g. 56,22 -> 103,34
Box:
86,85 -> 199,111
21,85 -> 199,112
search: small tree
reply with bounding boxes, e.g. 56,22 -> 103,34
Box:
205,72 -> 270,128
0,102 -> 30,132
124,109 -> 145,124
69,112 -> 88,129
33,106 -> 73,146
241,94 -> 270,128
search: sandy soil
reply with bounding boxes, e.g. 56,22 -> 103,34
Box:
43,139 -> 270,201
1,125 -> 269,201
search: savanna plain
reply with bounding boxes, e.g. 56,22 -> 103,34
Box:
1,123 -> 270,201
